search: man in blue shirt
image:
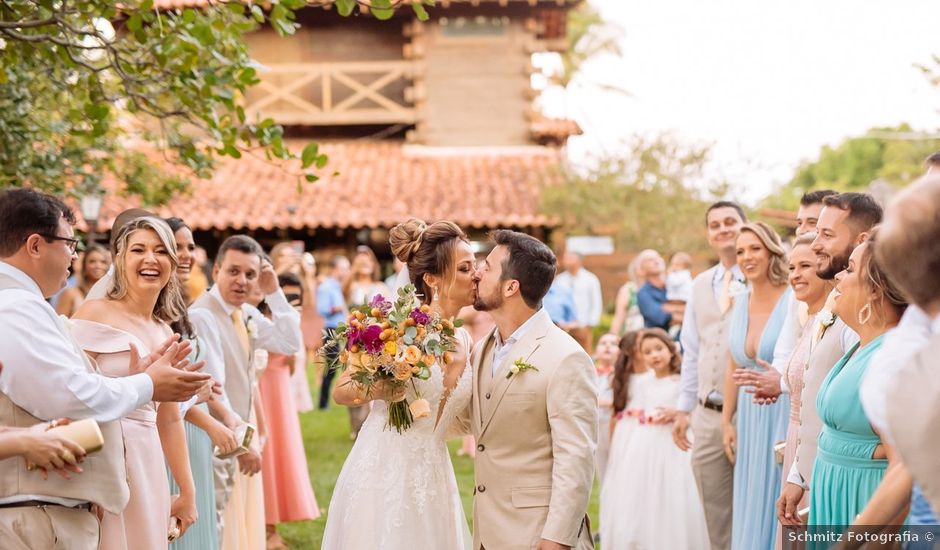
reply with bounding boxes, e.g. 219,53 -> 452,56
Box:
543,280 -> 578,330
635,250 -> 673,331
316,254 -> 350,410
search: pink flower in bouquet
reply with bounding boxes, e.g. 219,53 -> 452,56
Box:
369,294 -> 393,314
360,324 -> 383,354
409,308 -> 431,325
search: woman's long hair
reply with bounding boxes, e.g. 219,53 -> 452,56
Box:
611,330 -> 643,414
164,217 -> 196,337
108,217 -> 186,325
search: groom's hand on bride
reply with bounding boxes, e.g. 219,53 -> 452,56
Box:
537,539 -> 569,550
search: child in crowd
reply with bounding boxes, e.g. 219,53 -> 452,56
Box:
600,328 -> 708,549
666,251 -> 693,303
593,332 -> 620,484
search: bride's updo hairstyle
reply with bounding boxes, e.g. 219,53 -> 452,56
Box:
389,218 -> 468,305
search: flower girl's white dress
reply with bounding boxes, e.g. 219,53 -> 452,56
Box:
322,329 -> 473,550
600,372 -> 709,549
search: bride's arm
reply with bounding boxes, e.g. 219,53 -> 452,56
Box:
158,402 -> 198,535
332,368 -> 404,406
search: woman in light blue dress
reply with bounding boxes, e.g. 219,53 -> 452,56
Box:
166,217 -> 240,550
721,222 -> 792,550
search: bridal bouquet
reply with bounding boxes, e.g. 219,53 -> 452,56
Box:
326,284 -> 462,433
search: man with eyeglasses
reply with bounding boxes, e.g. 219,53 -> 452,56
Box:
0,188 -> 211,549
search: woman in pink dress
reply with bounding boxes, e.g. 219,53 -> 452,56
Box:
258,272 -> 320,549
72,217 -> 200,550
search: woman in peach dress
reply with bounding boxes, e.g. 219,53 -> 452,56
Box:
258,273 -> 320,549
72,217 -> 200,550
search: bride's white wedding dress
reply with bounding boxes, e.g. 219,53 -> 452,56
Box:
321,329 -> 473,550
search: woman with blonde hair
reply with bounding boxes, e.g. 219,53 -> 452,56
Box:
72,217 -> 202,549
343,246 -> 390,306
721,221 -> 792,550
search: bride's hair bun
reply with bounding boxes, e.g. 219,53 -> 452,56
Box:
389,218 -> 428,264
388,218 -> 468,305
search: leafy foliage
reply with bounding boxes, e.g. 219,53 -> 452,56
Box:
541,134 -> 728,256
0,0 -> 432,203
763,124 -> 940,210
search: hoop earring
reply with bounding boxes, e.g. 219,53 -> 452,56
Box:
857,302 -> 872,325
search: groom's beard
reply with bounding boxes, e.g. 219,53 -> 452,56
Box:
815,245 -> 852,280
473,287 -> 502,312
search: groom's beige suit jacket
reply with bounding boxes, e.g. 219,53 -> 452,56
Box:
462,311 -> 597,550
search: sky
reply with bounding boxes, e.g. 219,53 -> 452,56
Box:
539,0 -> 940,204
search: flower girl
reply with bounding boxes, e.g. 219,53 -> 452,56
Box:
600,328 -> 709,549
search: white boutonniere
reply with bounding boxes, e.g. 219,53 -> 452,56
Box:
507,358 -> 539,379
816,309 -> 835,328
728,279 -> 748,297
245,317 -> 258,339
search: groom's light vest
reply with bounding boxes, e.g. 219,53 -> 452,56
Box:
0,273 -> 129,514
692,266 -> 733,407
190,291 -> 255,422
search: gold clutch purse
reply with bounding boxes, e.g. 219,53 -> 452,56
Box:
215,423 -> 255,459
26,418 -> 104,470
774,440 -> 786,465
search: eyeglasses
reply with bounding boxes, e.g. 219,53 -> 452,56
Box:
40,234 -> 81,254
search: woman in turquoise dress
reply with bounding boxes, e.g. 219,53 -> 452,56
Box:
722,222 -> 792,550
166,217 -> 240,549
809,238 -> 906,527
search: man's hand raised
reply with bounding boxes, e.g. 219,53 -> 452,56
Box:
132,340 -> 211,402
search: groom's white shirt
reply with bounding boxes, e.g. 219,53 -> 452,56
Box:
491,308 -> 547,376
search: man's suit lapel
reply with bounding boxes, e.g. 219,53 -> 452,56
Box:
474,327 -> 497,430
479,314 -> 551,439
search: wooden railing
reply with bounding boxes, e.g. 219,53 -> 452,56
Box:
244,60 -> 416,126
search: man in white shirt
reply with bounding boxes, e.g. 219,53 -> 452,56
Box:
190,235 -> 301,546
553,251 -> 602,353
0,188 -> 209,549
671,200 -> 746,550
865,174 -> 940,525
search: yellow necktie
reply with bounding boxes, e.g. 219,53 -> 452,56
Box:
231,308 -> 251,360
719,269 -> 733,313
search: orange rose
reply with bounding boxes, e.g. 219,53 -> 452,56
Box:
393,362 -> 412,381
409,398 -> 431,419
403,345 -> 422,365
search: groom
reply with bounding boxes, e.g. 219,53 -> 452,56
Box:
465,230 -> 597,550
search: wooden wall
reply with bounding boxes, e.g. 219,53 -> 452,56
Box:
416,17 -> 533,146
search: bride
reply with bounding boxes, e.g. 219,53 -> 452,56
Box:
321,219 -> 476,549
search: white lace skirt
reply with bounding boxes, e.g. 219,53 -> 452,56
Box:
321,406 -> 472,550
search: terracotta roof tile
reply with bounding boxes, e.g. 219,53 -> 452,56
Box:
83,141 -> 562,233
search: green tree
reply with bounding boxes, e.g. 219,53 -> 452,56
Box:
0,0 -> 430,203
541,134 -> 724,256
764,123 -> 940,210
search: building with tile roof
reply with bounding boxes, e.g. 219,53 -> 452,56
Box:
84,0 -> 583,261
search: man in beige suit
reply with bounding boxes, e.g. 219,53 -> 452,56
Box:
466,229 -> 596,550
875,175 -> 940,515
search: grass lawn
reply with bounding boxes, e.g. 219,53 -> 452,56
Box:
276,366 -> 601,548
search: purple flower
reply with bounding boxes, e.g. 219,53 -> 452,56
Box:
345,326 -> 362,350
410,309 -> 431,325
360,324 -> 384,354
369,294 -> 392,314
